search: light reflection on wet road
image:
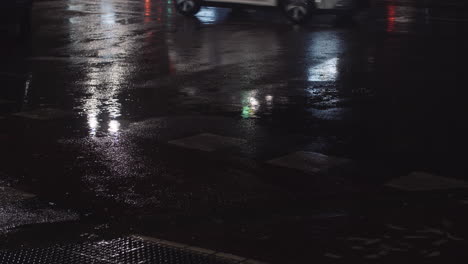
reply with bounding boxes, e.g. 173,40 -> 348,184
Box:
1,0 -> 468,262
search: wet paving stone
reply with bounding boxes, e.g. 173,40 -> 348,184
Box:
241,260 -> 268,264
0,186 -> 36,203
0,100 -> 15,106
386,171 -> 468,191
338,222 -> 467,260
168,133 -> 247,152
0,185 -> 78,233
2,0 -> 468,262
307,107 -> 351,121
13,108 -> 71,120
267,151 -> 351,175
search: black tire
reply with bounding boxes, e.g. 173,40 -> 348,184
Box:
280,0 -> 313,24
174,0 -> 201,16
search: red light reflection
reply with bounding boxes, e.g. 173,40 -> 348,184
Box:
144,0 -> 151,23
387,5 -> 396,33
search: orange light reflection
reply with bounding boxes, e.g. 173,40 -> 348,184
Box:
144,0 -> 151,23
387,5 -> 396,33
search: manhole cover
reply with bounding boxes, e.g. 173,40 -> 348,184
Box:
0,236 -> 253,264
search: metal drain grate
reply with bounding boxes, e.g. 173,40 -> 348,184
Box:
0,236 -> 246,264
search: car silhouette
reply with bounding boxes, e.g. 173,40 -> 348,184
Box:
174,0 -> 369,24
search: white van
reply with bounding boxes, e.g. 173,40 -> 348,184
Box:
174,0 -> 368,24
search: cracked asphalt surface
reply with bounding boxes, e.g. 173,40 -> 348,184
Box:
1,0 -> 468,262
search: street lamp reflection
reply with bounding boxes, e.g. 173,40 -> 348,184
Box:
145,0 -> 152,23
308,57 -> 339,82
108,120 -> 120,134
88,115 -> 99,136
241,91 -> 260,119
68,0 -> 128,138
197,7 -> 218,23
100,1 -> 116,25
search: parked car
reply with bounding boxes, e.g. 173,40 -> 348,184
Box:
174,0 -> 369,24
0,0 -> 33,37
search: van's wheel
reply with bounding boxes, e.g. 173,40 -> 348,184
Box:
281,0 -> 313,24
175,0 -> 201,16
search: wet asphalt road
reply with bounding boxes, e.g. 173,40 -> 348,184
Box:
1,0 -> 468,262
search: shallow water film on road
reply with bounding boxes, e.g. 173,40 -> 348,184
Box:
1,0 -> 468,263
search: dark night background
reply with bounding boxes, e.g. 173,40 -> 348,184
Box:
1,0 -> 468,263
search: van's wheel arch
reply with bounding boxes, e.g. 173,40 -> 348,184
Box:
174,0 -> 202,16
280,0 -> 315,24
